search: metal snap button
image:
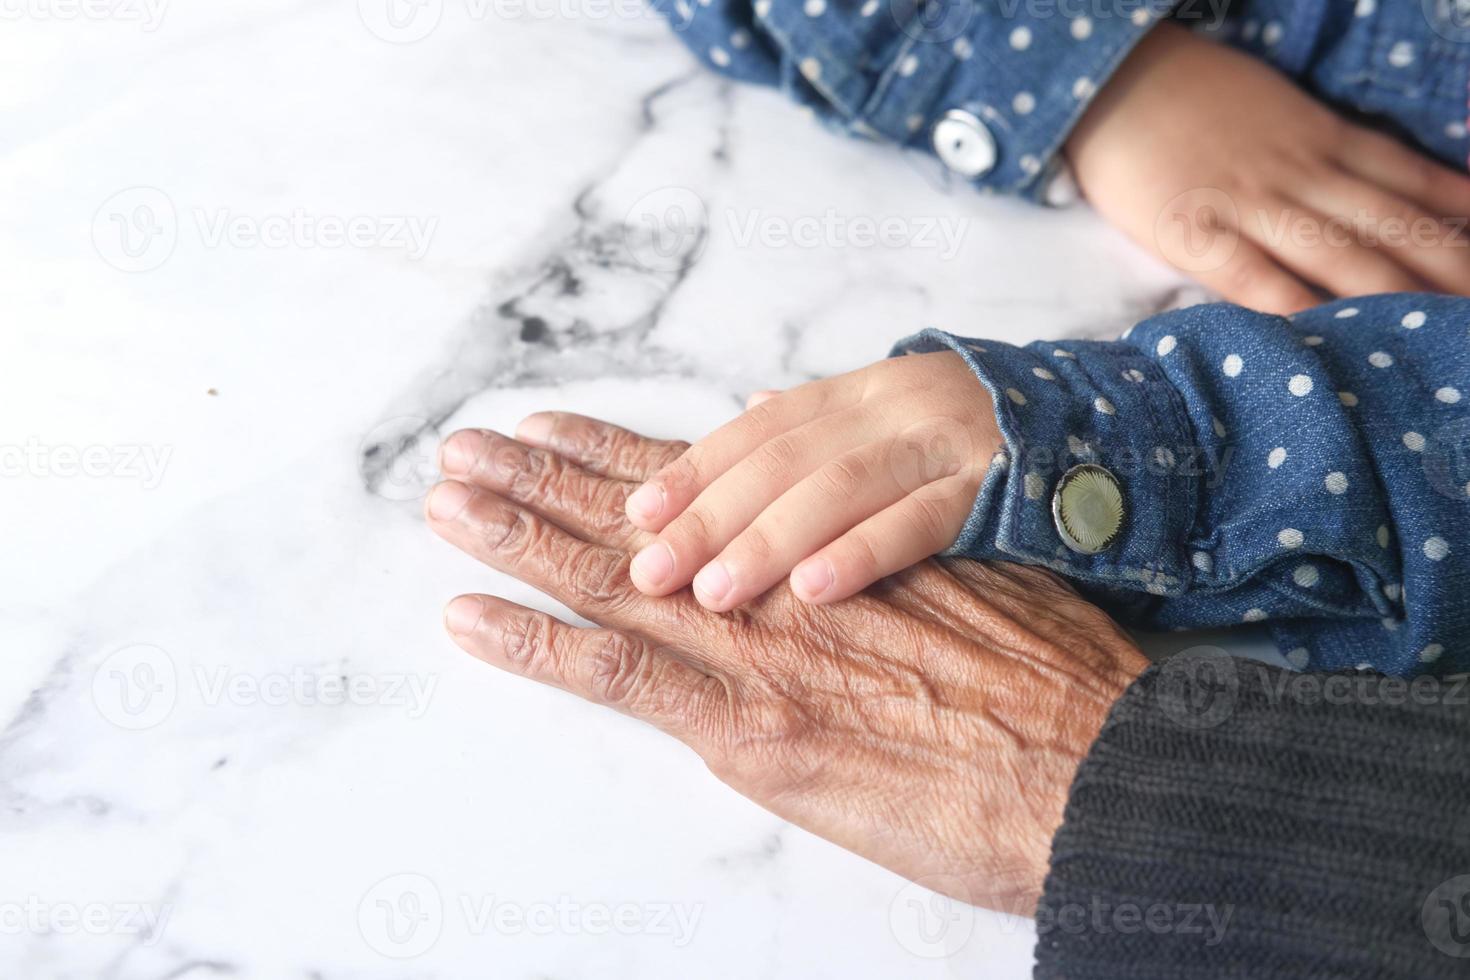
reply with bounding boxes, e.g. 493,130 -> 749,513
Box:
1052,464 -> 1125,555
932,109 -> 997,179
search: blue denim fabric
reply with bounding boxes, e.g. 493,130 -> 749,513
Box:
1216,0 -> 1470,168
652,0 -> 1470,201
892,294 -> 1470,677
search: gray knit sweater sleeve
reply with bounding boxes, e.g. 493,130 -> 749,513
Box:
1035,651 -> 1470,979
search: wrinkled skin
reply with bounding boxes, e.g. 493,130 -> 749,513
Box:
426,415 -> 1148,912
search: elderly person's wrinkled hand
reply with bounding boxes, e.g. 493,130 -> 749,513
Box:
425,414 -> 1148,911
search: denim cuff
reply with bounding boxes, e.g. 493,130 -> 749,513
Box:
754,0 -> 1176,201
890,328 -> 1201,594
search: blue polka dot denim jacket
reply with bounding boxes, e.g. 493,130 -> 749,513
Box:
652,0 -> 1470,202
893,295 -> 1470,678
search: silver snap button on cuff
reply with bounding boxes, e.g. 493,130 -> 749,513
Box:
932,109 -> 997,179
1052,463 -> 1125,555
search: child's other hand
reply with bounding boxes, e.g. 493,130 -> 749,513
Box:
1066,22 -> 1470,315
605,351 -> 999,610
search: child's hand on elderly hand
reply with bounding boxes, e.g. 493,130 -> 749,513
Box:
1066,22 -> 1470,315
550,351 -> 1000,611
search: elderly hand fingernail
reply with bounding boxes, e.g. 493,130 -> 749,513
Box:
440,430 -> 484,474
630,541 -> 674,589
626,483 -> 664,523
693,562 -> 732,606
792,558 -> 833,600
444,595 -> 484,635
428,480 -> 473,521
515,412 -> 554,445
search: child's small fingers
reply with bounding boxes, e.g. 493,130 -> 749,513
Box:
1191,234 -> 1319,316
791,476 -> 973,605
745,389 -> 782,410
626,376 -> 857,533
1339,127 -> 1470,219
1292,173 -> 1470,296
1241,195 -> 1427,299
629,407 -> 876,596
692,441 -> 913,611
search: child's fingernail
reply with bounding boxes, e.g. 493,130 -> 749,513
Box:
792,558 -> 833,600
693,562 -> 732,606
626,483 -> 664,523
631,542 -> 674,589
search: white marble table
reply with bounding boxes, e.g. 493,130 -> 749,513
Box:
1,3 -> 1218,976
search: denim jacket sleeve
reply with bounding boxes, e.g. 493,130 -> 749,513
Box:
647,0 -> 1177,203
893,294 -> 1470,679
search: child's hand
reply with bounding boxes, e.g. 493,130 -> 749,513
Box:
612,351 -> 1000,610
1066,22 -> 1470,315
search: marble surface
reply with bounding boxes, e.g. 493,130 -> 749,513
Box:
1,3 -> 1226,977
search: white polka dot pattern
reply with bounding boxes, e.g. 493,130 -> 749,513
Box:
885,276 -> 1467,676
